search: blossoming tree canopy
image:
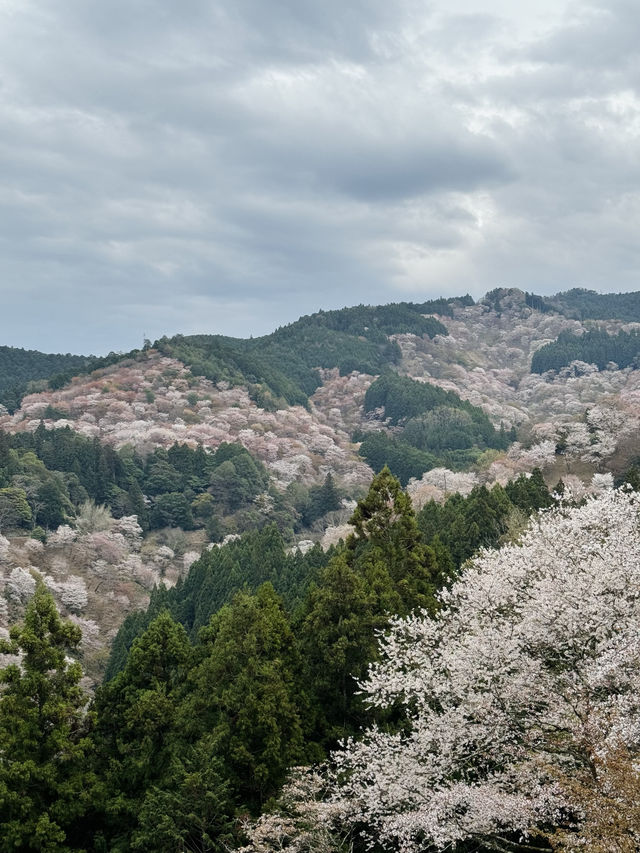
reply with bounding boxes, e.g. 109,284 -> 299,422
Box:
331,488 -> 640,851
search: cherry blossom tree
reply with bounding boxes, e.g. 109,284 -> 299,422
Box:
239,769 -> 350,853
328,488 -> 640,851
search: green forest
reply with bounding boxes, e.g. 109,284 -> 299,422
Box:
522,288 -> 640,321
157,301 -> 451,410
4,290 -> 640,851
0,300 -> 457,415
0,466 -> 557,852
0,346 -> 152,414
0,427 -> 343,541
545,287 -> 640,321
356,372 -> 514,484
0,347 -> 93,413
531,327 -> 640,373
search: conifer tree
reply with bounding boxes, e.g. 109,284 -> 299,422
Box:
93,611 -> 192,849
188,584 -> 304,811
347,466 -> 437,615
0,583 -> 94,853
299,468 -> 440,747
129,741 -> 234,853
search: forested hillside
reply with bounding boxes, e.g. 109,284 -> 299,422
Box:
0,344 -> 154,414
3,288 -> 640,849
357,371 -> 513,483
0,468 -> 562,850
0,346 -> 92,412
546,287 -> 640,321
531,327 -> 640,373
158,300 -> 450,410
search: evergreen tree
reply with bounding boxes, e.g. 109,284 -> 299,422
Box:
93,612 -> 192,849
188,584 -> 304,811
348,466 -> 437,614
129,742 -> 234,853
126,478 -> 149,531
0,583 -> 95,853
304,473 -> 342,525
298,552 -> 381,746
299,468 -> 440,748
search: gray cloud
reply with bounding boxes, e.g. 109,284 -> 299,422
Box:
0,0 -> 639,353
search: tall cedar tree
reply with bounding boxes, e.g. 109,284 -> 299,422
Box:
0,583 -> 95,853
298,467 -> 441,747
92,611 -> 193,851
186,584 -> 305,812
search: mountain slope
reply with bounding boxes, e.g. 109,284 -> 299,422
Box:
3,287 -> 640,681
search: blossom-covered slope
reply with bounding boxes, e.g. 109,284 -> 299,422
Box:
3,288 -> 640,497
2,287 -> 640,680
396,288 -> 640,493
0,512 -> 201,684
0,354 -> 374,490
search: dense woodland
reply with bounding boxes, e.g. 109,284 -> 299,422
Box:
0,466 -> 563,852
0,346 -> 154,414
158,301 -> 451,410
0,427 -> 322,540
0,347 -> 94,413
357,372 -> 513,483
3,290 -> 640,851
531,327 -> 640,373
545,287 -> 640,321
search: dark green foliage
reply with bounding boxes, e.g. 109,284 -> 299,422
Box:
0,583 -> 95,852
616,464 -> 640,491
418,484 -> 511,568
0,347 -> 93,413
504,468 -> 555,513
6,427 -> 132,528
302,472 -> 342,526
0,348 -> 150,413
0,486 -> 32,530
0,463 -> 562,852
360,373 -> 510,483
545,287 -> 640,322
105,524 -> 333,678
96,591 -> 306,846
188,585 -> 305,810
365,371 -> 472,424
144,459 -> 183,495
150,492 -> 195,529
531,327 -> 640,373
298,468 -> 441,746
0,428 -> 288,536
358,431 -> 439,486
102,608 -> 152,683
158,302 -> 449,409
417,470 -> 554,569
525,292 -> 554,312
348,467 -> 436,613
92,612 -> 193,849
297,552 -> 380,746
129,745 -> 234,852
364,372 -> 505,438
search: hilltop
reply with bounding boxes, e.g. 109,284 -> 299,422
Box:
2,286 -> 640,678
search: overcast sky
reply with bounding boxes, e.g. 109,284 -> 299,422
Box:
1,0 -> 639,354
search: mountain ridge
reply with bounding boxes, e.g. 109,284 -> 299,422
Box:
2,286 -> 640,680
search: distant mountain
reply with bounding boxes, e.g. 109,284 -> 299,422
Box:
4,287 -> 640,495
3,285 -> 640,680
155,299 -> 454,410
0,346 -> 93,412
0,345 -> 147,413
532,287 -> 640,322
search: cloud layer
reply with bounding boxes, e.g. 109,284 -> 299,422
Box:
1,0 -> 639,353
